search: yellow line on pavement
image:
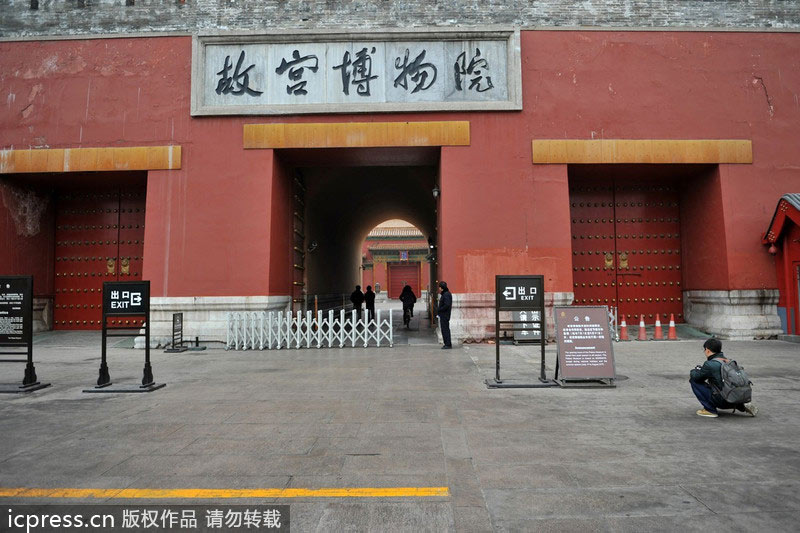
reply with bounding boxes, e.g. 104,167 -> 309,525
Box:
0,487 -> 450,499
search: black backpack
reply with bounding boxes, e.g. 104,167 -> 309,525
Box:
712,358 -> 753,405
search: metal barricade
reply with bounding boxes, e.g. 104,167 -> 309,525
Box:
226,309 -> 393,350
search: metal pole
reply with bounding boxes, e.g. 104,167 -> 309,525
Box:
97,320 -> 111,387
22,280 -> 37,385
142,314 -> 154,386
539,302 -> 547,382
495,306 -> 501,382
22,339 -> 37,386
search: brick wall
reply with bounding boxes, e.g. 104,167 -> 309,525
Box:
1,0 -> 799,39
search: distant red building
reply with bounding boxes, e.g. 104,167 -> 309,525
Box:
361,220 -> 431,300
763,195 -> 800,337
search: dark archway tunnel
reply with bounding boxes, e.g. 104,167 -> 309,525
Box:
300,164 -> 437,297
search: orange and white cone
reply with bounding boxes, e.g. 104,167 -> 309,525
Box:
667,313 -> 678,340
653,314 -> 664,340
619,317 -> 630,341
637,315 -> 648,341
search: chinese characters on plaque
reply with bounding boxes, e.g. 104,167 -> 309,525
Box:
195,35 -> 518,114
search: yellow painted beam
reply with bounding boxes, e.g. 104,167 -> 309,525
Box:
0,146 -> 181,174
244,121 -> 470,149
0,487 -> 450,499
531,139 -> 752,164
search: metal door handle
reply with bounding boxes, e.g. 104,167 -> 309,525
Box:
618,252 -> 629,269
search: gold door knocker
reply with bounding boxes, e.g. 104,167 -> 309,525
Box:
106,258 -> 116,275
120,257 -> 130,275
619,252 -> 629,269
604,252 -> 614,269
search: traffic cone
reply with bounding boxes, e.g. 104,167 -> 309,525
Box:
636,315 -> 648,341
653,314 -> 664,340
619,317 -> 630,341
667,313 -> 678,340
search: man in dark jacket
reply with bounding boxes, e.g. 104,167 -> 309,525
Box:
437,281 -> 452,349
350,285 -> 365,320
364,285 -> 376,322
690,338 -> 757,418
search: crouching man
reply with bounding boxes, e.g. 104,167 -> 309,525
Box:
690,338 -> 758,418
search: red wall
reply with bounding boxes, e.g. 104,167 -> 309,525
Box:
680,166 -> 730,290
2,32 -> 799,298
269,154 -> 293,295
0,182 -> 55,296
362,267 -> 374,291
522,31 -> 800,294
142,133 -> 275,297
373,262 -> 387,292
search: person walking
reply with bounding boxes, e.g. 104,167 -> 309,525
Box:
399,284 -> 417,328
437,281 -> 452,349
364,285 -> 376,322
350,285 -> 365,321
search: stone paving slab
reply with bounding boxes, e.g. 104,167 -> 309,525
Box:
1,332 -> 799,531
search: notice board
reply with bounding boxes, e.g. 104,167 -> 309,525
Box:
554,305 -> 616,383
0,276 -> 32,346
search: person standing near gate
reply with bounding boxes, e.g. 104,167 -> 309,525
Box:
437,281 -> 452,349
350,285 -> 365,320
365,285 -> 376,322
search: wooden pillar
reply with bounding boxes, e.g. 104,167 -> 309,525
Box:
784,238 -> 794,334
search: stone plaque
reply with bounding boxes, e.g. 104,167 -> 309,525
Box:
191,30 -> 521,115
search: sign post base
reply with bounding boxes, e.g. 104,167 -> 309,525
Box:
83,383 -> 166,394
558,378 -> 616,388
485,378 -> 558,389
164,346 -> 189,353
0,382 -> 51,393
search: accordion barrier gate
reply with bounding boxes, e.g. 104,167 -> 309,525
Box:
227,309 -> 393,350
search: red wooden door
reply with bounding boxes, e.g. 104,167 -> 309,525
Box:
571,180 -> 683,323
570,184 -> 617,310
613,183 -> 683,323
388,262 -> 420,299
54,187 -> 145,330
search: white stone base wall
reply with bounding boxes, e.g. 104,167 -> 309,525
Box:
140,296 -> 292,348
33,298 -> 52,333
438,291 -> 574,344
684,290 -> 783,340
